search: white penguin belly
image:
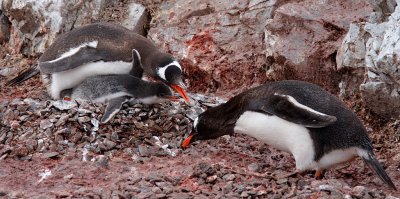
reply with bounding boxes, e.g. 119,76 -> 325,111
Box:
234,111 -> 316,171
49,61 -> 131,99
316,147 -> 361,169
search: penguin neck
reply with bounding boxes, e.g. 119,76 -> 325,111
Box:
202,96 -> 247,136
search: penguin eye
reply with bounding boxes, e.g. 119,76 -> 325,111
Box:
158,93 -> 166,98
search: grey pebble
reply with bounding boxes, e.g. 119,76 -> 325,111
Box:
42,151 -> 59,159
222,174 -> 236,181
247,162 -> 261,172
39,119 -> 53,130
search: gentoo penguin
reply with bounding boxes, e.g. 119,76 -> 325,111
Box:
181,80 -> 396,189
60,74 -> 177,123
6,22 -> 189,103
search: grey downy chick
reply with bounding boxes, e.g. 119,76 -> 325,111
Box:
61,74 -> 176,123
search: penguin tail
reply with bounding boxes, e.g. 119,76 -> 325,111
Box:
360,151 -> 396,190
6,65 -> 39,86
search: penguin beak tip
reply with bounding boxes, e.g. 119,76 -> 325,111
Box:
181,134 -> 194,149
171,84 -> 190,104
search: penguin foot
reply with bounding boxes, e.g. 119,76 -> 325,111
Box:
315,169 -> 324,179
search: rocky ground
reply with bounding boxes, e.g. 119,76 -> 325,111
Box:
0,53 -> 400,198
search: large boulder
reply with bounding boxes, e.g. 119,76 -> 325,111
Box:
122,2 -> 149,35
337,1 -> 400,118
264,0 -> 372,91
1,0 -> 111,55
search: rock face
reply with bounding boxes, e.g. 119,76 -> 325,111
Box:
264,0 -> 372,90
337,1 -> 400,118
148,0 -> 372,94
0,10 -> 11,44
148,0 -> 275,94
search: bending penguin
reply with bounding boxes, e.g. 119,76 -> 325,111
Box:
6,22 -> 189,103
181,80 -> 396,190
60,49 -> 177,123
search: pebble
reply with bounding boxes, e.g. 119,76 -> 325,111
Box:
10,120 -> 20,130
151,187 -> 162,194
223,181 -> 234,194
154,194 -> 166,198
39,119 -> 53,130
138,145 -> 150,157
247,162 -> 261,172
137,192 -> 153,199
95,155 -> 109,167
78,116 -> 91,124
55,114 -> 70,126
51,100 -> 77,110
41,152 -> 59,159
206,175 -> 218,183
352,185 -> 366,197
276,178 -> 288,185
222,174 -> 236,181
169,193 -> 191,199
192,163 -> 215,178
386,196 -> 400,199
241,191 -> 249,197
162,185 -> 173,194
103,139 -> 117,150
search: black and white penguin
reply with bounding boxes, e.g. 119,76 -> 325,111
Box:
60,74 -> 176,123
6,22 -> 189,103
181,80 -> 396,189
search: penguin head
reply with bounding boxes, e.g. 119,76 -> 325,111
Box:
181,106 -> 235,148
154,82 -> 179,102
156,58 -> 190,103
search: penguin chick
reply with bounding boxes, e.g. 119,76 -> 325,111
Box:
61,74 -> 176,123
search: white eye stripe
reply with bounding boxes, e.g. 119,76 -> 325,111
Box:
193,117 -> 199,130
273,93 -> 328,117
157,61 -> 182,81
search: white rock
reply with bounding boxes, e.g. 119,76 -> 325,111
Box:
337,1 -> 400,117
122,2 -> 149,35
2,0 -> 110,55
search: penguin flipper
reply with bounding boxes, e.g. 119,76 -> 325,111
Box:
40,46 -> 104,74
6,65 -> 40,86
249,93 -> 337,128
361,151 -> 396,190
100,96 -> 131,123
129,49 -> 144,78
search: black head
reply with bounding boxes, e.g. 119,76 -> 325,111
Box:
181,102 -> 238,148
156,58 -> 189,103
154,82 -> 174,99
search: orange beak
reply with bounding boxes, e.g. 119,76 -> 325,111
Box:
171,84 -> 190,103
181,134 -> 194,149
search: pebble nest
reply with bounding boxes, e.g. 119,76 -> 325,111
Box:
0,93 -> 399,198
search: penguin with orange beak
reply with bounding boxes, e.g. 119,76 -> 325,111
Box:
182,80 -> 396,190
6,23 -> 190,103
